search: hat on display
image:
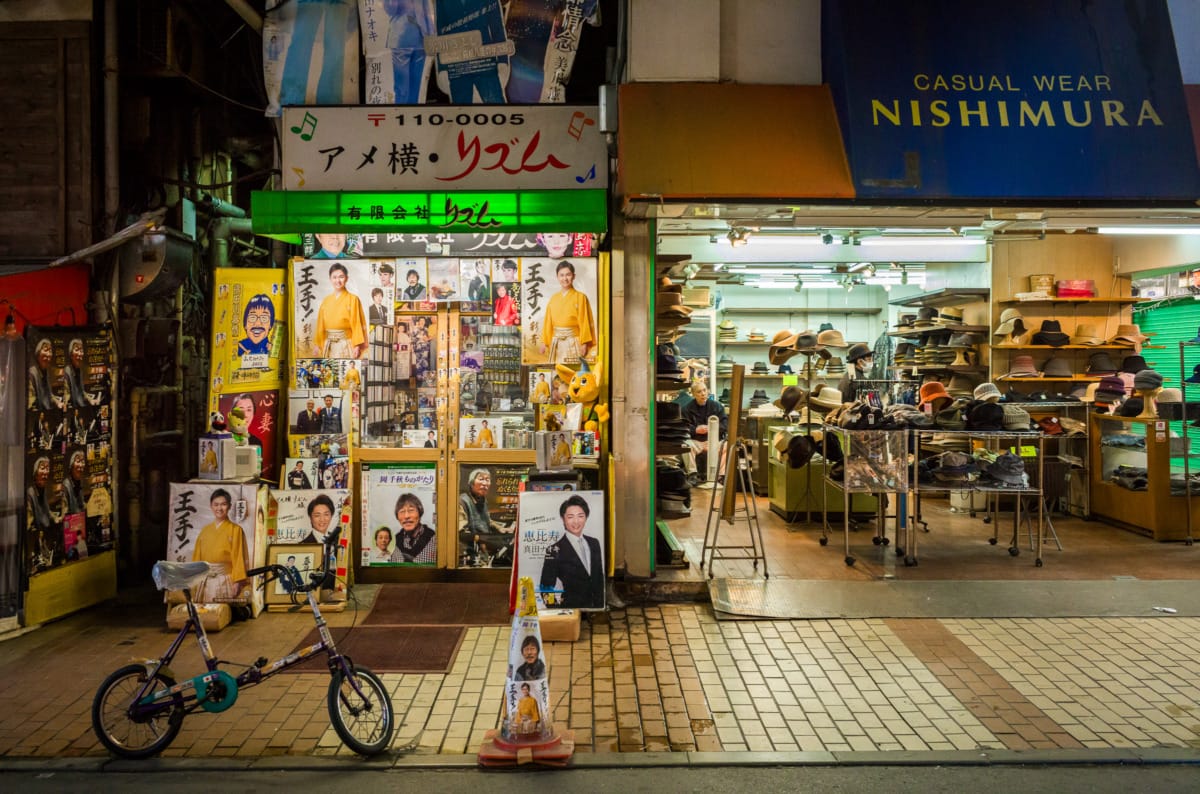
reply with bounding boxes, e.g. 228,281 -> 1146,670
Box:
768,329 -> 802,365
809,385 -> 845,411
1086,352 -> 1118,375
783,435 -> 819,469
793,332 -> 820,352
1159,387 -> 1182,403
914,307 -> 938,327
751,361 -> 770,375
896,314 -> 918,332
1117,397 -> 1145,417
1037,416 -> 1064,436
974,382 -> 1003,403
1071,323 -> 1105,345
1081,382 -> 1100,403
1110,324 -> 1149,345
816,328 -> 847,348
918,381 -> 952,408
1031,320 -> 1070,346
777,363 -> 794,375
1001,404 -> 1032,431
1095,375 -> 1126,401
1186,364 -> 1200,384
657,276 -> 684,294
746,327 -> 766,342
657,292 -> 693,316
1058,416 -> 1087,436
1133,369 -> 1164,391
846,342 -> 872,363
1041,357 -> 1073,379
994,308 -> 1026,337
933,451 -> 979,481
966,401 -> 1005,430
824,357 -> 846,375
934,406 -> 966,430
717,319 -> 736,331
1120,354 -> 1148,374
947,374 -> 981,397
774,385 -> 807,415
748,388 -> 770,407
936,306 -> 965,326
1006,355 -> 1040,378
986,453 -> 1027,486
818,321 -> 836,332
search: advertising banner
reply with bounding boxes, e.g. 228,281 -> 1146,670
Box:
166,482 -> 266,614
361,462 -> 438,566
517,489 -> 604,610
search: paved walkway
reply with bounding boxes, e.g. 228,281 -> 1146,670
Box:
1,588 -> 1199,764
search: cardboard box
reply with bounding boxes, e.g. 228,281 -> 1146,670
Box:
539,609 -> 581,642
166,602 -> 231,632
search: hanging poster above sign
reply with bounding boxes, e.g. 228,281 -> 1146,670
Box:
821,0 -> 1200,200
281,105 -> 607,192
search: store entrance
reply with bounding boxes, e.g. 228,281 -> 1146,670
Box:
356,301 -> 536,583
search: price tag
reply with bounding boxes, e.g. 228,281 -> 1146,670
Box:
1010,445 -> 1038,458
782,374 -> 799,386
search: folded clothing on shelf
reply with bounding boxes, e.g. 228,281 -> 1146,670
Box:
1109,464 -> 1148,491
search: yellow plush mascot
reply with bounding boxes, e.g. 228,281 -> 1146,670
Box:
555,358 -> 609,434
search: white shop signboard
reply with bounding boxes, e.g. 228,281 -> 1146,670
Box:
282,105 -> 607,192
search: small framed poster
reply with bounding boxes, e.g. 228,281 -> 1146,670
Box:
264,543 -> 323,605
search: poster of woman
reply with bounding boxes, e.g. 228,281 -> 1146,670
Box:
520,256 -> 597,366
360,462 -> 437,567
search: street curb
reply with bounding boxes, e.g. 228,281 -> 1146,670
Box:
4,747 -> 1200,772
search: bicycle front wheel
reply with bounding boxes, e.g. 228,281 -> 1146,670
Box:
327,665 -> 394,756
92,664 -> 184,759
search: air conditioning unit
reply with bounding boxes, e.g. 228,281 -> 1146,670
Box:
128,0 -> 205,81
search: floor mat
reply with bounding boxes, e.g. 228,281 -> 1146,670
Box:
285,625 -> 465,674
363,583 -> 511,626
709,577 -> 1200,619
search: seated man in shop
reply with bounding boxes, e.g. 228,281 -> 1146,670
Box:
680,379 -> 727,487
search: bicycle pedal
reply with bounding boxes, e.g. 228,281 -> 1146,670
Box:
254,657 -> 269,668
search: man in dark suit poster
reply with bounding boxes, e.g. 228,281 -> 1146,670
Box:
295,399 -> 321,433
538,494 -> 604,609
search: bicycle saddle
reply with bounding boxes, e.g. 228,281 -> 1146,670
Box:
152,561 -> 212,592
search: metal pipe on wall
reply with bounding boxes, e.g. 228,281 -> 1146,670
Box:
103,0 -> 119,234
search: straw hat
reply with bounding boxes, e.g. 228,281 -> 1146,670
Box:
1071,322 -> 1104,345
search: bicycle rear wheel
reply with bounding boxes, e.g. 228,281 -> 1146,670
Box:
92,664 -> 185,759
327,665 -> 394,756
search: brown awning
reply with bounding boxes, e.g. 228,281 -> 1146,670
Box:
617,83 -> 855,210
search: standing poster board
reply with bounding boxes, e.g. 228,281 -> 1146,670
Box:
517,490 -> 604,610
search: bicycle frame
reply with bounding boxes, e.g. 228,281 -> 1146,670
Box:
130,584 -> 360,719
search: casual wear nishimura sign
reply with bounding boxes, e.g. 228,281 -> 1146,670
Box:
821,0 -> 1200,200
281,105 -> 607,192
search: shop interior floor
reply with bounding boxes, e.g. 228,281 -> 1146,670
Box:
656,491 -> 1199,583
707,577 -> 1200,620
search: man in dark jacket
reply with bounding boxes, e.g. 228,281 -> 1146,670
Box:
539,495 -> 604,609
680,379 -> 727,486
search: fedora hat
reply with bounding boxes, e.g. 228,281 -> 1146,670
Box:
1086,351 -> 1118,375
936,306 -> 965,325
846,342 -> 872,363
1041,356 -> 1073,378
809,385 -> 845,410
994,308 -> 1026,337
657,292 -> 693,316
914,306 -> 938,327
1071,322 -> 1104,345
793,331 -> 820,352
774,385 -> 807,415
816,328 -> 847,348
1110,324 -> 1149,345
657,276 -> 683,294
1120,354 -> 1148,374
1031,320 -> 1070,346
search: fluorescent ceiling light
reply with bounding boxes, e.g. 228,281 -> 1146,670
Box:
728,267 -> 833,275
748,280 -> 840,289
1096,226 -> 1200,236
729,235 -> 823,246
859,236 -> 987,246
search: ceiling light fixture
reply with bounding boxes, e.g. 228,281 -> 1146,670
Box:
1095,226 -> 1200,235
727,227 -> 750,247
859,236 -> 987,246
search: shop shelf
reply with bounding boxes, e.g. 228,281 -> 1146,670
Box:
888,323 -> 989,337
718,307 -> 881,315
992,344 -> 1136,350
889,364 -> 987,373
889,287 -> 990,308
996,297 -> 1144,305
994,375 -> 1103,382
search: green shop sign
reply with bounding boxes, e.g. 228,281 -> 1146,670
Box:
251,190 -> 607,235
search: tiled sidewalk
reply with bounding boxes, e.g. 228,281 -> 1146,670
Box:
2,597 -> 1200,761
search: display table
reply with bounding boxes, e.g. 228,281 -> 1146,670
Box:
1089,413 -> 1199,541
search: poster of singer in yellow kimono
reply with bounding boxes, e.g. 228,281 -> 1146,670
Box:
520,245 -> 597,367
291,259 -> 371,361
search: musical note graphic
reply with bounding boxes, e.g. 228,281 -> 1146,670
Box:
290,111 -> 318,141
575,164 -> 597,184
567,110 -> 595,141
291,167 -> 306,187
